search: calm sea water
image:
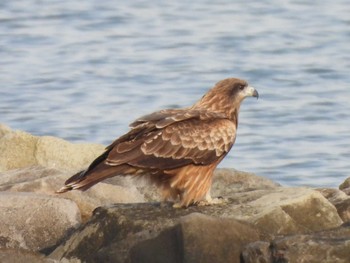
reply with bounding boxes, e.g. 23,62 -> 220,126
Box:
1,0 -> 349,187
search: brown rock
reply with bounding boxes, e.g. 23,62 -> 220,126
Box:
0,130 -> 38,172
0,192 -> 81,252
129,213 -> 262,263
0,248 -> 54,263
49,203 -> 186,262
179,213 -> 261,263
242,222 -> 350,263
49,186 -> 342,263
339,177 -> 350,195
317,188 -> 350,223
50,203 -> 264,263
335,199 -> 350,223
0,166 -> 60,188
0,128 -> 104,172
0,166 -> 281,222
240,241 -> 271,263
235,187 -> 343,235
317,188 -> 349,203
212,168 -> 280,195
35,136 -> 104,171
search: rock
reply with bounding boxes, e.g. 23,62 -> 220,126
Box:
334,199 -> 350,223
317,188 -> 350,223
104,168 -> 280,204
0,248 -> 54,263
0,166 -> 60,187
0,124 -> 12,138
212,168 -> 280,195
49,204 -> 264,263
0,166 -> 279,222
49,186 -> 342,263
0,127 -> 104,172
229,187 -> 343,235
0,130 -> 38,172
35,136 -> 104,171
339,177 -> 350,195
0,192 -> 81,252
317,188 -> 349,204
242,222 -> 350,263
0,166 -> 145,221
130,213 -> 262,263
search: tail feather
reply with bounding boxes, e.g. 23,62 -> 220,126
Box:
56,163 -> 137,193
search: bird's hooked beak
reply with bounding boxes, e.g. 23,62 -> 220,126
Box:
246,86 -> 259,99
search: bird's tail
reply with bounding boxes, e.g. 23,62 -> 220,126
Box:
56,163 -> 135,193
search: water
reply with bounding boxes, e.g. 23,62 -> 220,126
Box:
1,0 -> 349,187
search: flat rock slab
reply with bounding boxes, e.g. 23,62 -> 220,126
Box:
0,192 -> 81,252
49,186 -> 343,263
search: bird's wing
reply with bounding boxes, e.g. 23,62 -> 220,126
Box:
106,117 -> 236,170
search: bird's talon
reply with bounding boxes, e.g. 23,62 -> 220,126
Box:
172,203 -> 183,209
197,197 -> 227,206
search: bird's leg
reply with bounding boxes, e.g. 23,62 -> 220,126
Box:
197,191 -> 226,206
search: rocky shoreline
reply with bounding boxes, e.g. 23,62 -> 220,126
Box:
0,124 -> 349,263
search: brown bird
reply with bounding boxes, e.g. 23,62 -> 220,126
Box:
57,78 -> 259,207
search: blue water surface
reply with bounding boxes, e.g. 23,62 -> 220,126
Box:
1,0 -> 349,187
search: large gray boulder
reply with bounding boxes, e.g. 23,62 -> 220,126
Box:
0,192 -> 81,252
0,166 -> 145,221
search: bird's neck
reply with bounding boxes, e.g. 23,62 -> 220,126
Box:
192,96 -> 241,125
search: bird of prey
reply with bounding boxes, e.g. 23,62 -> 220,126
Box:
57,78 -> 259,207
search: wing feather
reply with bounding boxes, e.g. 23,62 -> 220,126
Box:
106,116 -> 236,170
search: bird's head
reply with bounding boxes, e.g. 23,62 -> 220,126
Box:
194,78 -> 259,119
214,78 -> 259,101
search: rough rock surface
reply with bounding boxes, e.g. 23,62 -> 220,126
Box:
0,166 -> 145,221
242,222 -> 350,263
49,186 -> 343,262
49,203 -> 266,263
0,249 -> 54,263
0,126 -> 104,172
317,188 -> 350,223
340,177 -> 350,195
244,187 -> 343,235
0,192 -> 81,252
